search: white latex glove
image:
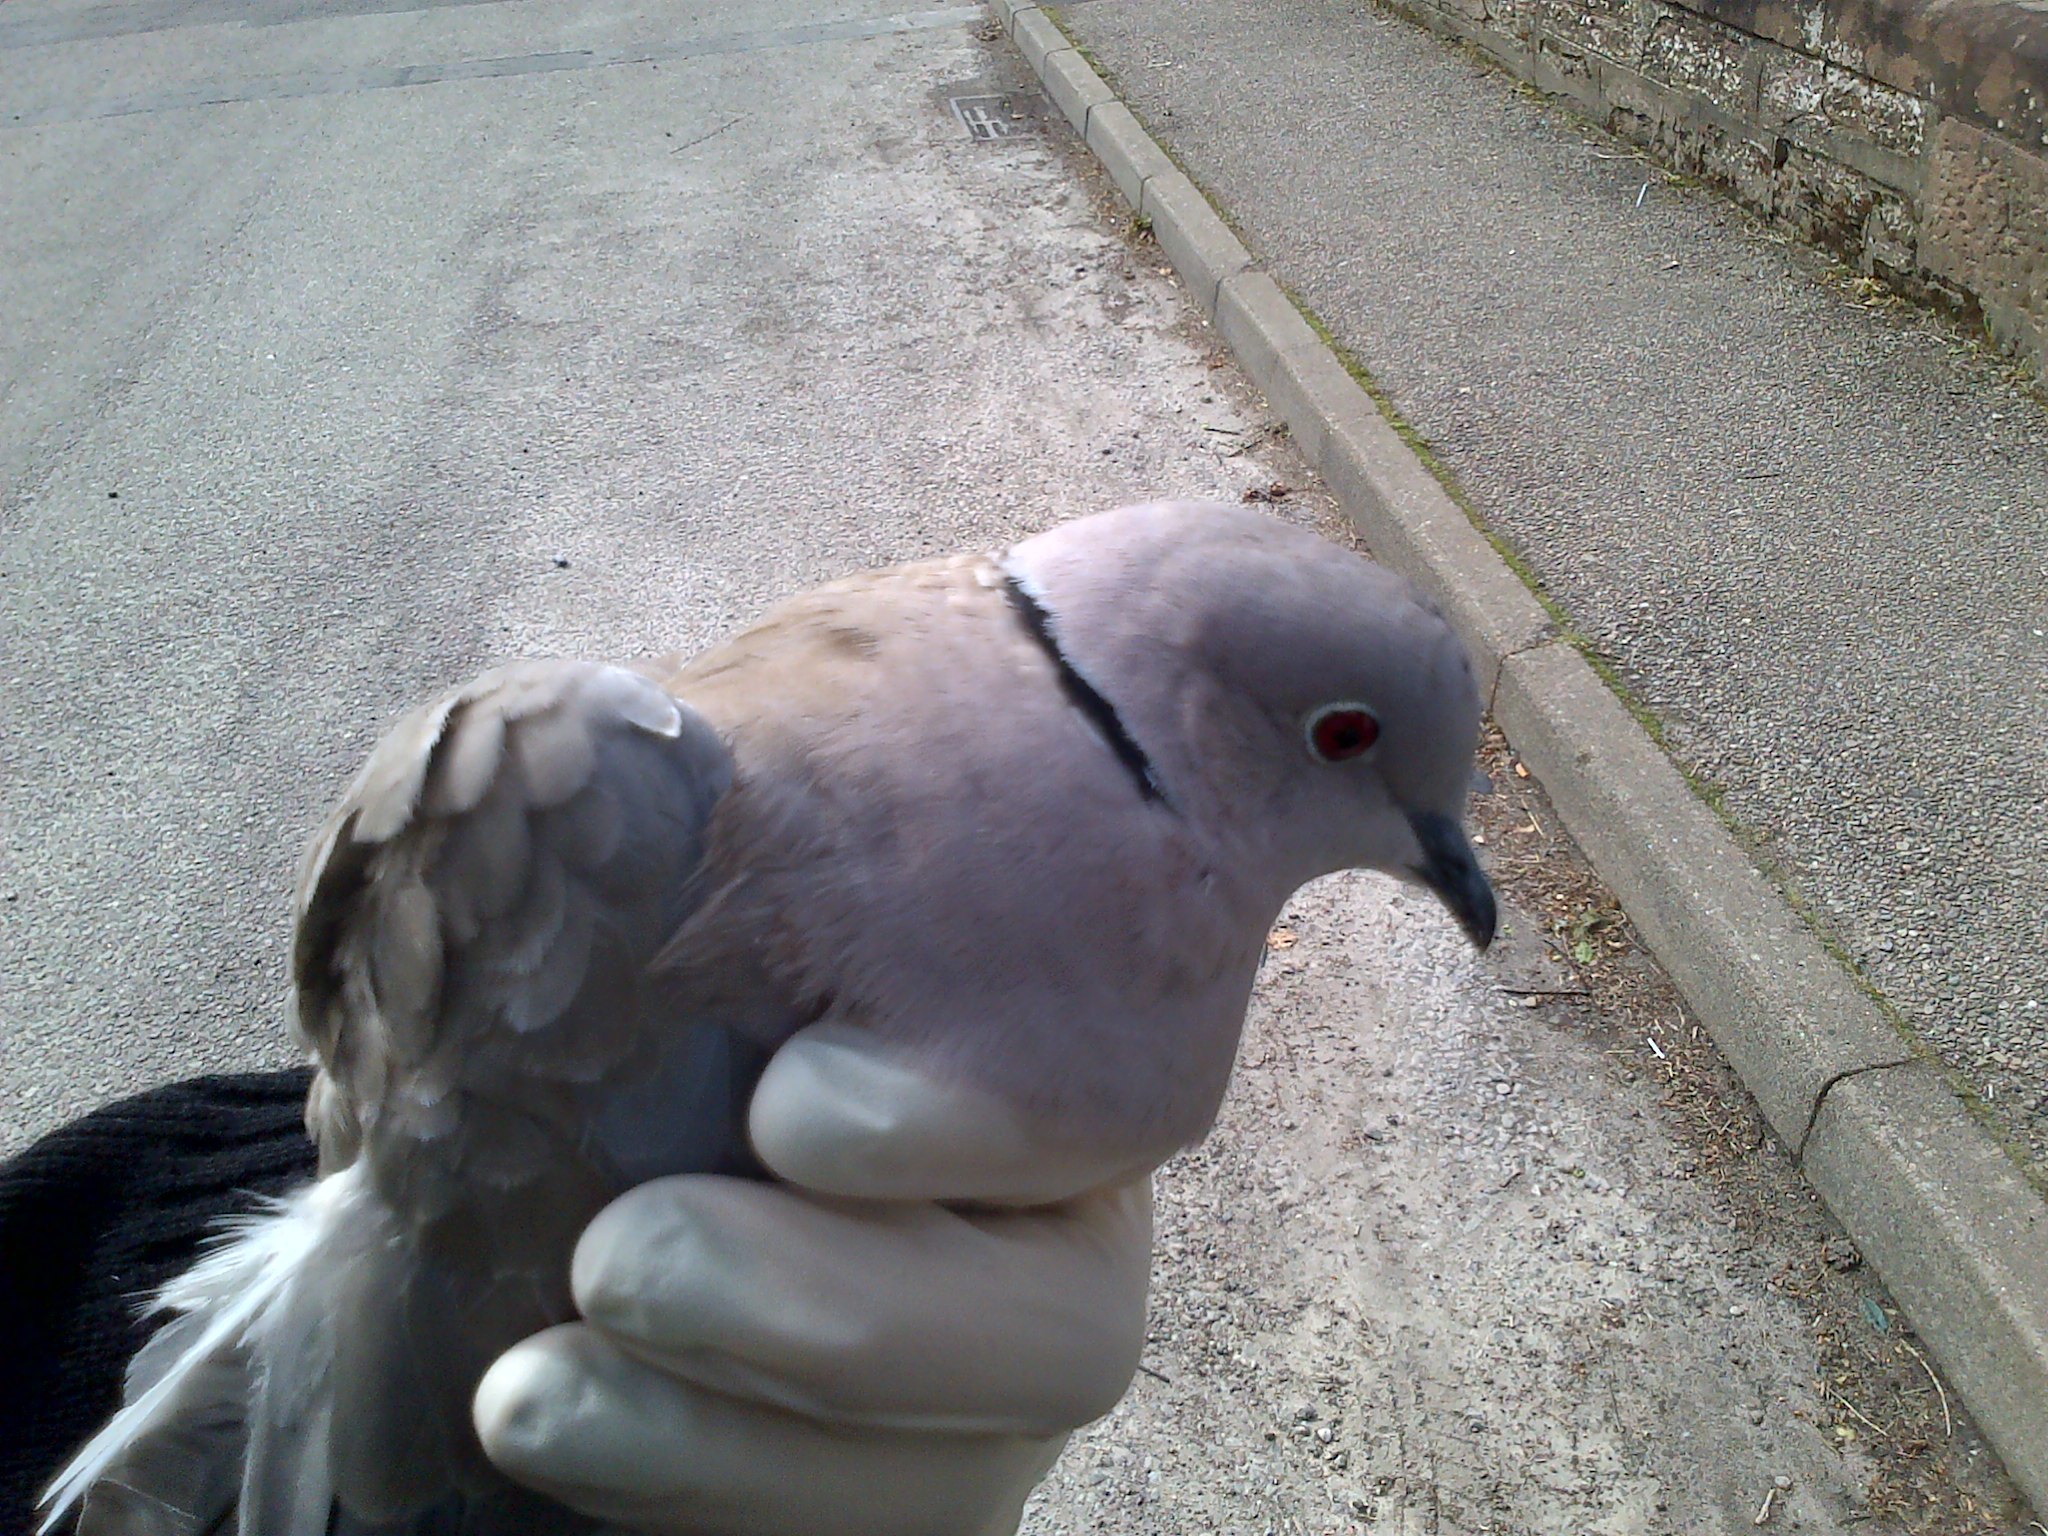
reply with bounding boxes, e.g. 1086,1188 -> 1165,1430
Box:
474,1024 -> 1158,1536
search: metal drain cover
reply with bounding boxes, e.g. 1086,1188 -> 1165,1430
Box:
948,93 -> 1042,141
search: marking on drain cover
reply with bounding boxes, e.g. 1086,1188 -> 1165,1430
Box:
949,94 -> 1039,141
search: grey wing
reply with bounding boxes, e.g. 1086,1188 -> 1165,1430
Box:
49,662 -> 771,1536
288,659 -> 768,1523
293,658 -> 746,1186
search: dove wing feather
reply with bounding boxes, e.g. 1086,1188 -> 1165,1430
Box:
52,660 -> 767,1536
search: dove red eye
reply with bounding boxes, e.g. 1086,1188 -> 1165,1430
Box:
1306,704 -> 1380,762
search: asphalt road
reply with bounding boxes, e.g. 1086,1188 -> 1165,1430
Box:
0,0 -> 2029,1528
1,0 -> 1261,1142
1058,0 -> 2048,1178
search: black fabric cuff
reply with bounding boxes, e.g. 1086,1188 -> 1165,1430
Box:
0,1070 -> 319,1536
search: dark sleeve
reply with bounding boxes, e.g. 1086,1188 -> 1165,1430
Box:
0,1070 -> 319,1536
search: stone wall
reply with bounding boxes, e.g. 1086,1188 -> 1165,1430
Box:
1380,0 -> 2048,380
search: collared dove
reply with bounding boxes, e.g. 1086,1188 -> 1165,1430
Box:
42,500 -> 1494,1536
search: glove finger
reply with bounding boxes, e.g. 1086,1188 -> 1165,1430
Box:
569,1175 -> 1152,1434
476,1324 -> 1066,1536
748,1022 -> 1173,1204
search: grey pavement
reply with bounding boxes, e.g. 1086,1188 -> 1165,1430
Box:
1057,0 -> 2048,1180
0,0 -> 2032,1529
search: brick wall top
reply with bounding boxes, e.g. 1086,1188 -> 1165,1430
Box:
1689,0 -> 2048,151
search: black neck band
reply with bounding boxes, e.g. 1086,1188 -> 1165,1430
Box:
1002,575 -> 1165,805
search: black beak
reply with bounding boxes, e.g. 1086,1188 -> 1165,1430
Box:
1407,809 -> 1497,951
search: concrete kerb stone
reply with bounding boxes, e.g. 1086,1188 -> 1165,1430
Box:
1008,6 -> 1067,74
1039,46 -> 1113,135
1138,171 -> 1251,319
1492,642 -> 1918,1145
1803,1063 -> 2048,1502
1086,102 -> 1175,210
1317,406 -> 1554,701
997,3 -> 2048,1508
1215,272 -> 1335,463
990,0 -> 1034,36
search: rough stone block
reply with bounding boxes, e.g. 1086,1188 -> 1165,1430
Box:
1483,0 -> 1539,39
1924,118 -> 2048,373
1819,63 -> 1926,156
1531,0 -> 1654,63
1711,116 -> 1784,204
1591,53 -> 1670,124
1690,0 -> 2048,154
1863,188 -> 1918,273
1641,8 -> 1755,116
1691,0 -> 1871,73
1759,45 -> 1927,166
1772,140 -> 1881,245
1757,42 -> 1825,123
1530,32 -> 1604,108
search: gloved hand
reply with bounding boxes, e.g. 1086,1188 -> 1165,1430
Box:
473,1024 -> 1159,1536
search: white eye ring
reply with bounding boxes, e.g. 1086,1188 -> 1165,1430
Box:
1304,702 -> 1381,763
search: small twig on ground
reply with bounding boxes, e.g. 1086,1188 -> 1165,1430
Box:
1823,1382 -> 1891,1440
1900,1339 -> 1953,1440
1497,986 -> 1589,998
1753,1485 -> 1779,1525
671,113 -> 752,153
1137,1363 -> 1173,1385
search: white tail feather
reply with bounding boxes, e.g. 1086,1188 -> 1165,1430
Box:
38,1166 -> 365,1534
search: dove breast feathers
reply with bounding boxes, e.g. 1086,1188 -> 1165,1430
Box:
293,551 -> 1268,1219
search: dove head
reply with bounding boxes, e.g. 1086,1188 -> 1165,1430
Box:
1003,501 -> 1495,949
